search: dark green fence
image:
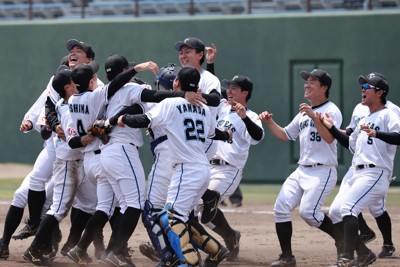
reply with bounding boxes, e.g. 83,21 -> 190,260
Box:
1,11 -> 400,183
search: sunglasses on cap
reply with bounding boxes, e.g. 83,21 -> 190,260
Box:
361,84 -> 380,90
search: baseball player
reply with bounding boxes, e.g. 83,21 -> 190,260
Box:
2,54 -> 72,261
174,37 -> 225,229
132,64 -> 230,267
43,39 -> 107,260
321,73 -> 400,267
328,80 -> 400,262
117,66 -> 223,267
259,69 -> 342,267
64,59 -> 160,266
24,39 -> 99,240
175,37 -> 221,158
92,54 -> 222,267
22,64 -> 95,265
203,75 -> 264,263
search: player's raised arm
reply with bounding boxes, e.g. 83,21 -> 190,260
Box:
259,111 -> 288,141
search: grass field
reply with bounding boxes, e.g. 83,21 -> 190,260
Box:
2,178 -> 400,206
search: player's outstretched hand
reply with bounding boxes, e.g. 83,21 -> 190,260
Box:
117,115 -> 126,128
185,91 -> 206,106
319,112 -> 333,129
206,43 -> 217,64
134,61 -> 159,74
360,124 -> 376,137
259,111 -> 273,123
19,120 -> 33,132
231,101 -> 246,119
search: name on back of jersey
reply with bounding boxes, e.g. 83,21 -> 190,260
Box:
69,103 -> 89,114
176,103 -> 206,117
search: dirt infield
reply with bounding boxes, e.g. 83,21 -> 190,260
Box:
0,163 -> 399,266
1,201 -> 400,267
0,163 -> 31,179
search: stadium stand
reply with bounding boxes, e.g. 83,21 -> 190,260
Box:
0,0 -> 398,20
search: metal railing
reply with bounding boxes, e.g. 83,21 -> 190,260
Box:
8,0 -> 397,20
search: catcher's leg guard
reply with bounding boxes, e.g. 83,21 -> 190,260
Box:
159,204 -> 199,266
142,200 -> 174,263
188,218 -> 220,255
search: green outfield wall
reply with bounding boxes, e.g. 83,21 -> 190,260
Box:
1,11 -> 399,183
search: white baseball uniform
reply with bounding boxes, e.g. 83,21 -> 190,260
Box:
330,101 -> 400,223
207,102 -> 264,200
274,101 -> 342,227
100,82 -> 148,213
199,69 -> 221,160
333,108 -> 400,220
46,100 -> 86,222
146,97 -> 216,222
68,84 -> 115,217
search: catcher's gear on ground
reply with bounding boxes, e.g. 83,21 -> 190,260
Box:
89,119 -> 112,144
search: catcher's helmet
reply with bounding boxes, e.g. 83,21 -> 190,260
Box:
155,63 -> 181,91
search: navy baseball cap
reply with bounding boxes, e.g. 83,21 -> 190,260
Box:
66,39 -> 95,59
174,37 -> 205,52
71,61 -> 99,92
222,75 -> 253,92
105,54 -> 136,81
300,69 -> 332,89
358,72 -> 389,93
52,65 -> 73,95
177,67 -> 200,92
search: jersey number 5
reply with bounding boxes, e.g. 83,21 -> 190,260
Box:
184,118 -> 205,142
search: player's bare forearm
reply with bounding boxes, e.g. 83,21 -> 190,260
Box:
259,111 -> 288,141
80,134 -> 94,146
312,116 -> 335,144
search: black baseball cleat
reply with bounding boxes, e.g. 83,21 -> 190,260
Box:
0,238 -> 9,260
104,251 -> 136,267
22,248 -> 47,266
357,249 -> 376,267
225,230 -> 241,261
335,257 -> 358,267
378,244 -> 395,258
201,190 -> 220,224
12,219 -> 38,240
203,245 -> 230,267
60,242 -> 74,257
67,246 -> 93,266
121,245 -> 135,267
360,229 -> 376,244
271,254 -> 296,267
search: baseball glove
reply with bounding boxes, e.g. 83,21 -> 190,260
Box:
88,119 -> 112,144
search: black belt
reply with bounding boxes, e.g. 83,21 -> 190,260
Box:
356,164 -> 375,170
210,159 -> 230,166
94,149 -> 101,155
303,163 -> 323,168
130,143 -> 139,149
150,135 -> 168,156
